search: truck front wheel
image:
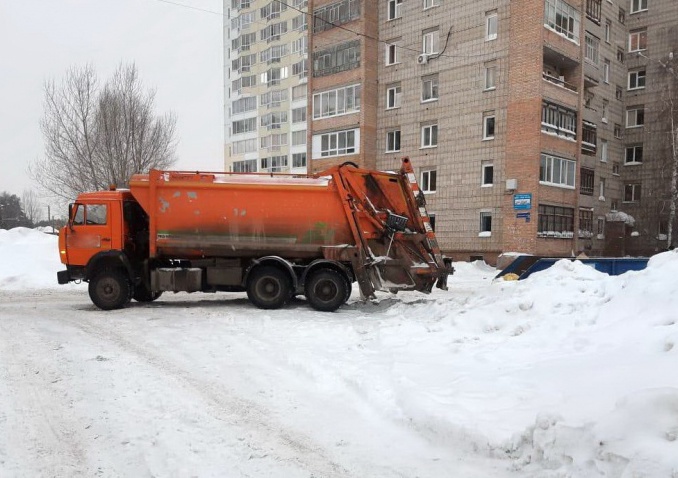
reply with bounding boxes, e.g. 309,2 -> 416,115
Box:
247,266 -> 292,310
88,269 -> 131,310
305,269 -> 349,312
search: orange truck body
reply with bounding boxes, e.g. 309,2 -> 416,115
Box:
58,159 -> 452,311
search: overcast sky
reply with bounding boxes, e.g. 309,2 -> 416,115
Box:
0,0 -> 224,214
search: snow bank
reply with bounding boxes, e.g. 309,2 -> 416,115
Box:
0,227 -> 66,290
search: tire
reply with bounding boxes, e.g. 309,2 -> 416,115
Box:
88,269 -> 131,310
305,269 -> 349,312
133,285 -> 163,303
246,266 -> 292,310
343,276 -> 353,304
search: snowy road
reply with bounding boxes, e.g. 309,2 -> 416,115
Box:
0,287 -> 511,478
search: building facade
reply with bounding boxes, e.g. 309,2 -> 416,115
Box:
224,0 -> 678,262
224,0 -> 309,174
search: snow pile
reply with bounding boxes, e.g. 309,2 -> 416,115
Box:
0,227 -> 65,289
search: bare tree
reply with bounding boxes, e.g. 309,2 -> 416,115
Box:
21,189 -> 41,225
31,63 -> 177,200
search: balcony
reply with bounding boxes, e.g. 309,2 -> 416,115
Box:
582,121 -> 597,155
542,72 -> 578,92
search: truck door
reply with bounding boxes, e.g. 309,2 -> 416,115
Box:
66,202 -> 113,266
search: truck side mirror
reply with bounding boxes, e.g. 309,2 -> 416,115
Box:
68,203 -> 74,231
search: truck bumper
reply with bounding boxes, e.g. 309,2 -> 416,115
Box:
57,270 -> 71,285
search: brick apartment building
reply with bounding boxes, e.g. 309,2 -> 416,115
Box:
225,0 -> 678,263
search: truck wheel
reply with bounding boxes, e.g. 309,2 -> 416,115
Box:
247,266 -> 292,310
88,269 -> 131,310
133,286 -> 163,303
305,269 -> 349,312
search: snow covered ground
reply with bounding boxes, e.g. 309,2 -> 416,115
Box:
1,227 -> 677,477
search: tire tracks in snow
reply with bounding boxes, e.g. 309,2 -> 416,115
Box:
58,313 -> 354,478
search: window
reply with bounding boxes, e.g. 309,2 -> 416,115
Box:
259,21 -> 288,42
232,117 -> 257,135
313,40 -> 361,77
599,177 -> 606,200
292,153 -> 307,169
626,107 -> 645,128
312,0 -> 360,32
261,1 -> 287,20
480,212 -> 492,234
421,124 -> 438,148
424,0 -> 440,9
602,100 -> 608,123
484,63 -> 497,90
260,155 -> 288,173
73,204 -> 107,226
292,107 -> 306,123
617,47 -> 625,63
542,101 -> 577,140
585,34 -> 600,64
628,69 -> 646,90
292,36 -> 307,54
387,0 -> 402,20
544,0 -> 581,42
579,208 -> 594,238
421,169 -> 437,193
582,121 -> 597,154
260,89 -> 288,107
614,123 -> 623,139
611,199 -> 619,211
616,85 -> 623,100
601,139 -> 608,162
629,29 -> 647,52
483,113 -> 495,140
618,7 -> 626,24
422,75 -> 439,102
625,144 -> 643,164
292,130 -> 306,146
540,153 -> 576,188
586,0 -> 601,23
630,0 -> 647,14
260,133 -> 288,150
486,12 -> 498,41
482,164 -> 494,186
316,129 -> 357,157
386,83 -> 402,109
386,130 -> 401,152
260,111 -> 288,129
423,29 -> 440,55
312,84 -> 361,119
580,168 -> 594,195
292,84 -> 307,100
232,96 -> 257,115
624,183 -> 641,202
232,138 -> 257,155
385,42 -> 399,65
613,162 -> 620,175
597,217 -> 605,236
603,59 -> 610,83
605,19 -> 611,42
232,159 -> 257,173
538,205 -> 575,238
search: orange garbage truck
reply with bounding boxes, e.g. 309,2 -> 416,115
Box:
57,158 -> 452,312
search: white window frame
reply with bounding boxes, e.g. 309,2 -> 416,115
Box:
421,75 -> 439,102
602,99 -> 609,123
421,169 -> 437,193
628,29 -> 647,52
386,129 -> 401,152
603,59 -> 610,83
312,84 -> 361,120
421,124 -> 438,148
314,129 -> 359,158
626,107 -> 644,128
479,212 -> 492,234
605,19 -> 611,43
625,145 -> 643,164
422,30 -> 440,55
423,0 -> 440,10
630,0 -> 647,14
628,69 -> 646,90
540,153 -> 576,189
624,183 -> 641,203
486,13 -> 498,41
386,84 -> 402,109
481,164 -> 494,187
385,42 -> 399,66
483,113 -> 496,140
601,139 -> 608,162
484,64 -> 496,90
387,0 -> 402,20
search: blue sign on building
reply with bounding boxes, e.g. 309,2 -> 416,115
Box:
514,193 -> 532,210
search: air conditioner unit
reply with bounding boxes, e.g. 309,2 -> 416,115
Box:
417,54 -> 429,65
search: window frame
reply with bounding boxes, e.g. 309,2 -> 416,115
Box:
421,123 -> 439,148
386,129 -> 401,153
483,113 -> 496,140
421,169 -> 437,193
421,75 -> 439,102
626,107 -> 645,128
486,13 -> 498,41
386,84 -> 402,110
479,212 -> 493,234
625,144 -> 643,164
481,164 -> 494,187
540,153 -> 576,189
387,0 -> 403,21
422,29 -> 440,55
628,29 -> 647,52
630,0 -> 647,14
624,183 -> 641,203
385,42 -> 399,66
628,69 -> 646,90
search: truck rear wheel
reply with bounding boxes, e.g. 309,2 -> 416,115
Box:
88,269 -> 131,310
247,266 -> 292,310
133,285 -> 163,303
305,269 -> 349,312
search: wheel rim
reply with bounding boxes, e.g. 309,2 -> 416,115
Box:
97,277 -> 121,303
256,276 -> 282,301
313,279 -> 339,303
